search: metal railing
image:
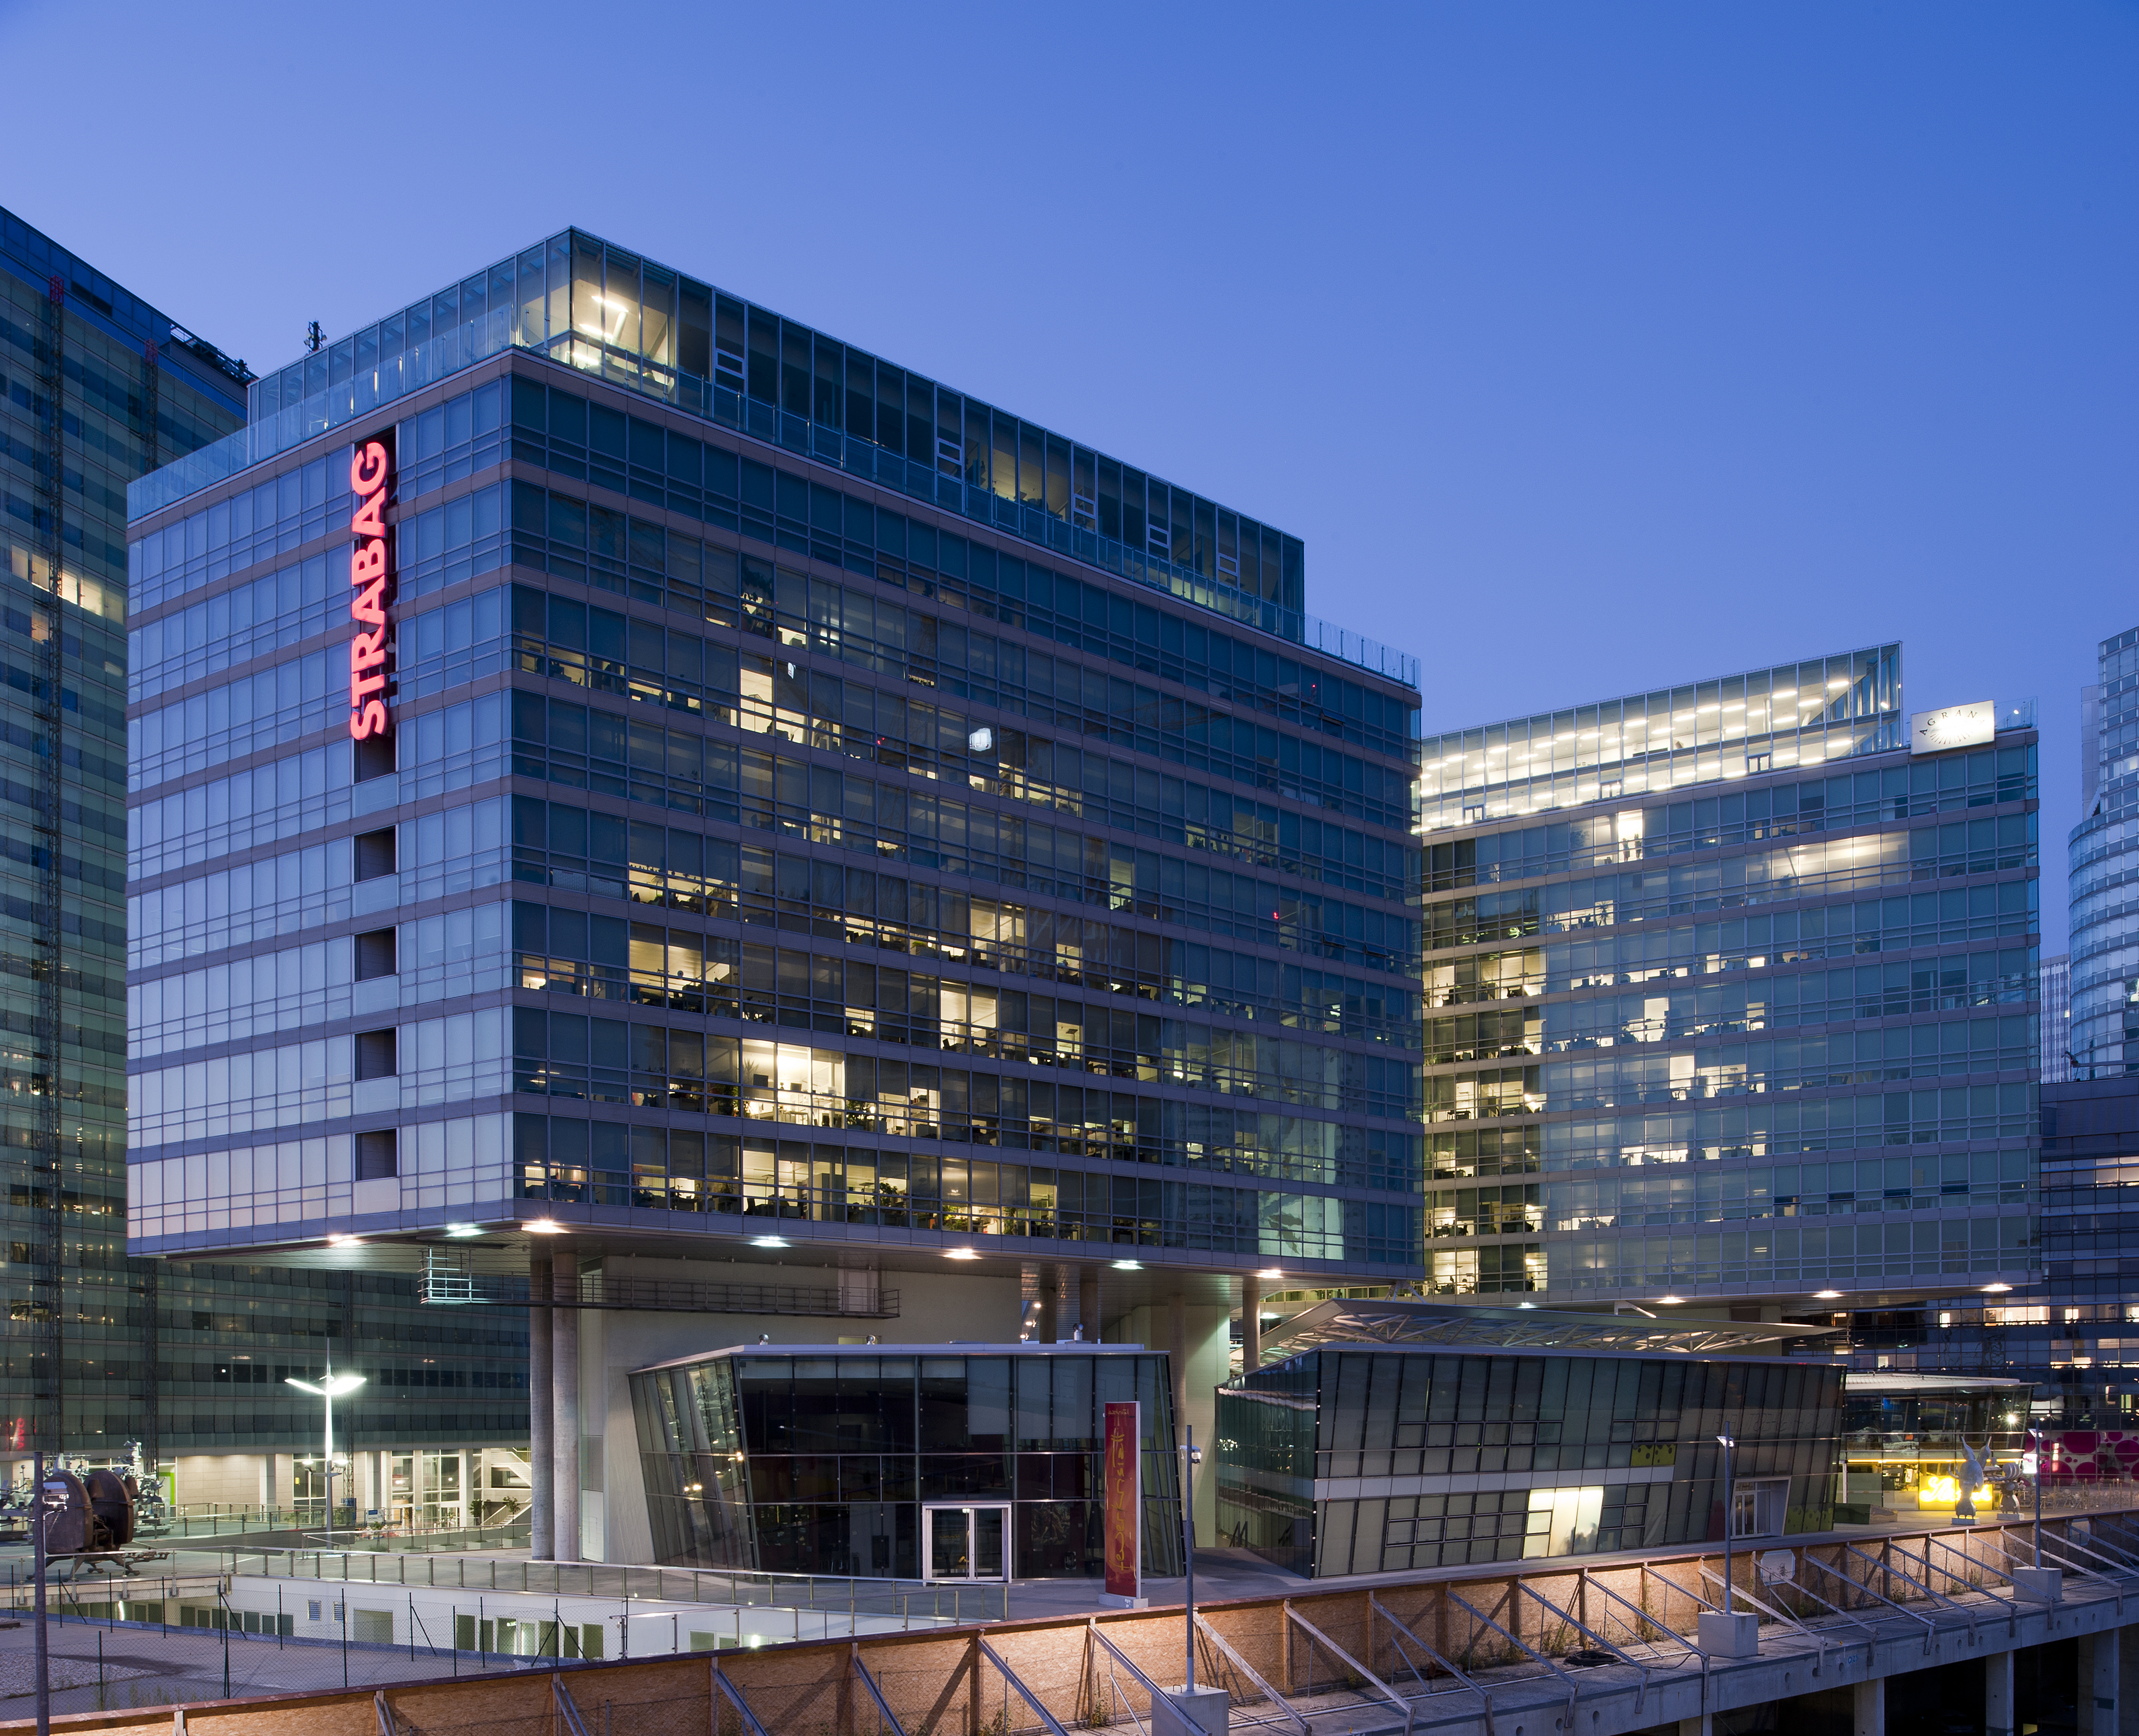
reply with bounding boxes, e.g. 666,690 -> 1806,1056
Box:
217,1549 -> 1008,1625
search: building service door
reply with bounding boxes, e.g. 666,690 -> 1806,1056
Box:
923,1503 -> 1010,1581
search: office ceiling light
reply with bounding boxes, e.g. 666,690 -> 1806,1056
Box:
751,1237 -> 790,1249
944,1248 -> 980,1261
1112,1260 -> 1142,1271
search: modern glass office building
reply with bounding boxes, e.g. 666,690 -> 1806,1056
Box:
124,228 -> 1425,1562
1416,651 -> 2039,1304
1213,1300 -> 1843,1577
2066,625 -> 2139,1080
2,202 -> 528,1520
630,1342 -> 1178,1580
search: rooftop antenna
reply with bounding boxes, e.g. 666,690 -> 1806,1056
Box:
305,321 -> 325,354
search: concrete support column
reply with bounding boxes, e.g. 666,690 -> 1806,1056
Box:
528,1252 -> 553,1561
1052,1266 -> 1077,1339
1675,1717 -> 1712,1736
2120,1623 -> 2139,1736
1240,1275 -> 1262,1374
2079,1626 -> 2119,1735
1079,1267 -> 1101,1341
1853,1675 -> 1884,1736
553,1258 -> 581,1562
1984,1645 -> 2014,1736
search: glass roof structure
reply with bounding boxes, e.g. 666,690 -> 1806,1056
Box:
1259,1297 -> 1837,1360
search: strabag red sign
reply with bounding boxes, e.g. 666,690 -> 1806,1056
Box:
348,439 -> 392,741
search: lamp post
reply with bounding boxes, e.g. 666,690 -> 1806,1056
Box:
285,1367 -> 366,1540
1716,1433 -> 1736,1614
1180,1424 -> 1202,1689
2027,1426 -> 2044,1566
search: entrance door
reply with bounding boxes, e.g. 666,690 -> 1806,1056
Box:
922,1504 -> 1011,1581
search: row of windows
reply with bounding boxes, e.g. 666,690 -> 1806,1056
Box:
1424,745 -> 2036,890
502,562 -> 1410,817
504,579 -> 1408,847
1439,889 -> 2040,1006
492,692 -> 1413,968
1425,950 -> 2036,1058
510,979 -> 1419,1119
1427,1022 -> 2034,1121
1421,1089 -> 2042,1178
510,1116 -> 1416,1263
1422,828 -> 2035,950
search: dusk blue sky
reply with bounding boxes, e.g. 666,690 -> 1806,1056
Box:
6,1 -> 2130,947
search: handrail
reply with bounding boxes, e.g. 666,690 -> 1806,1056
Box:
711,1659 -> 772,1736
1512,1578 -> 1651,1714
373,1690 -> 397,1736
850,1645 -> 903,1735
1193,1610 -> 1309,1735
1839,1542 -> 1977,1645
1798,1553 -> 1937,1649
978,1638 -> 1074,1736
1368,1591 -> 1501,1714
551,1674 -> 592,1736
1446,1587 -> 1580,1731
1086,1618 -> 1168,1701
1918,1534 -> 2020,1643
1572,1568 -> 1705,1666
1284,1600 -> 1414,1736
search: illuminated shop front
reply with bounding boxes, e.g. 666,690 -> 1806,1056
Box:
1837,1372 -> 2032,1520
630,1342 -> 1179,1580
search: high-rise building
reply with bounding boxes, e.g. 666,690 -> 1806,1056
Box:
1416,658 -> 2039,1308
0,204 -> 242,1479
124,229 -> 1425,1569
2041,953 -> 2071,1083
2066,628 -> 2139,1080
4,204 -> 524,1524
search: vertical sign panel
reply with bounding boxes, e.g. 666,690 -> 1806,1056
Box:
1103,1399 -> 1140,1601
348,438 -> 393,741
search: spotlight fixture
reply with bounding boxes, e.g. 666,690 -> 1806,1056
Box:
525,1219 -> 565,1235
1112,1260 -> 1143,1271
751,1237 -> 790,1249
945,1248 -> 979,1261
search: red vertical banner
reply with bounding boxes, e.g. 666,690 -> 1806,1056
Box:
1103,1399 -> 1141,1601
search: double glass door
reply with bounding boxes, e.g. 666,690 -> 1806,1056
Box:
924,1503 -> 1009,1581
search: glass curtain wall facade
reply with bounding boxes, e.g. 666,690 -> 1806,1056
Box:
3,203 -> 526,1491
629,1344 -> 1179,1579
2067,625 -> 2139,1080
124,241 -> 1424,1331
1215,1345 -> 1842,1577
1416,650 -> 2040,1301
134,230 -> 1412,684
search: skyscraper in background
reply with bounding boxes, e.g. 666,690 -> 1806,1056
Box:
0,205 -> 244,1471
5,206 -> 528,1525
1415,660 -> 2040,1310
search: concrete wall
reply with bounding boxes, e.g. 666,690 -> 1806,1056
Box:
169,1453 -> 272,1509
584,1257 -> 1025,1565
1115,1299 -> 1230,1543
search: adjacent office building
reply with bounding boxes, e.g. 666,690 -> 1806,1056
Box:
124,229 -> 1426,1566
3,203 -> 525,1523
1416,658 -> 2040,1306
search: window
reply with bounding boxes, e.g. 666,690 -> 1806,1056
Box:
357,1130 -> 398,1181
355,929 -> 397,979
354,829 -> 396,881
1730,1477 -> 1788,1538
356,734 -> 395,782
355,1030 -> 398,1081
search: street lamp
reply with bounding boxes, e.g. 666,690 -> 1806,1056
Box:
286,1366 -> 366,1539
1716,1433 -> 1736,1614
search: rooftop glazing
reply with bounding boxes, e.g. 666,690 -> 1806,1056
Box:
129,228 -> 1412,685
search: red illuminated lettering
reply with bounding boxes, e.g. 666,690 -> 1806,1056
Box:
348,438 -> 393,741
350,442 -> 389,494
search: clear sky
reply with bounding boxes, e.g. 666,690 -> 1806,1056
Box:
5,1 -> 2130,947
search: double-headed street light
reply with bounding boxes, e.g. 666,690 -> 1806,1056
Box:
286,1366 -> 366,1538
